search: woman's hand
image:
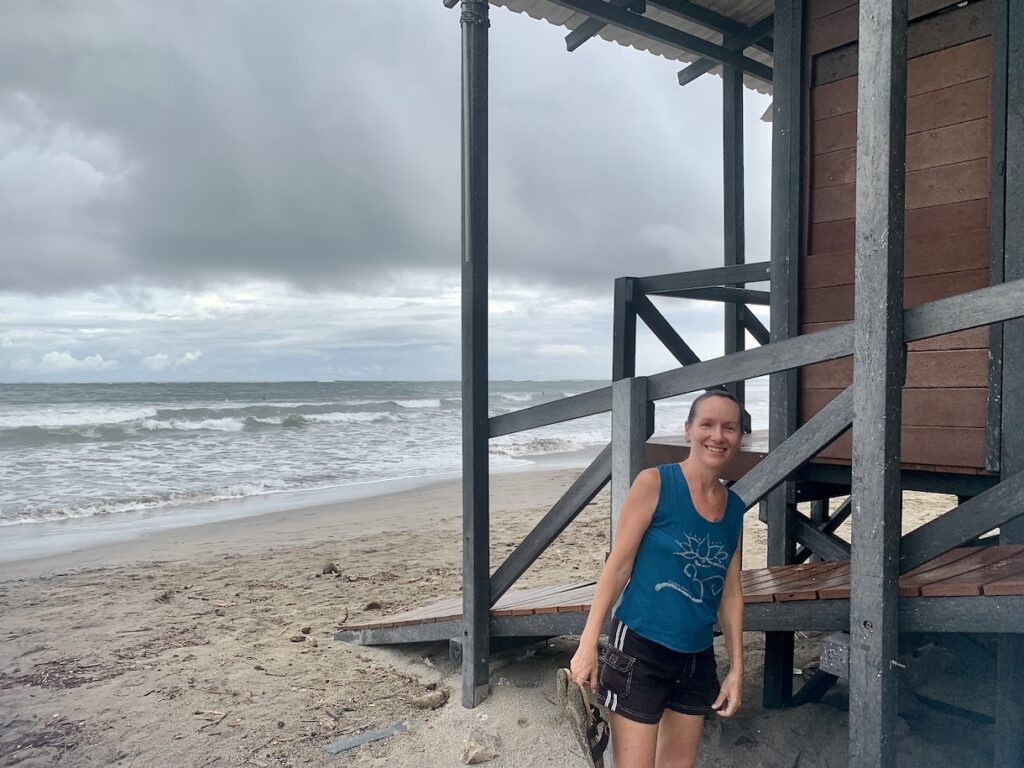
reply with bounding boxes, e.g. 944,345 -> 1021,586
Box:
570,641 -> 600,694
712,668 -> 743,717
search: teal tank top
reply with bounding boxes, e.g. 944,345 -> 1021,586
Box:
615,463 -> 745,653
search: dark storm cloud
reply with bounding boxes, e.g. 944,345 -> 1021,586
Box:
0,0 -> 769,296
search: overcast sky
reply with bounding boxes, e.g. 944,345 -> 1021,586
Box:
0,0 -> 772,383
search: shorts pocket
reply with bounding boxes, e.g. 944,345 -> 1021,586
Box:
599,646 -> 636,698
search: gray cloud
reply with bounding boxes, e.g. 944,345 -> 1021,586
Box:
0,0 -> 771,298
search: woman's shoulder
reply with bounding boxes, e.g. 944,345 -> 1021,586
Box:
725,485 -> 748,514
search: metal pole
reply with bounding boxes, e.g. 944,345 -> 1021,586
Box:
849,0 -> 907,765
764,0 -> 803,710
459,0 -> 490,709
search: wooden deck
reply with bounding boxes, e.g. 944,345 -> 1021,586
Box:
336,545 -> 1024,644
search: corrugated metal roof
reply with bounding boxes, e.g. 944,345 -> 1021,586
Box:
489,0 -> 774,93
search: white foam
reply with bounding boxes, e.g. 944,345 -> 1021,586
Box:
394,399 -> 441,409
0,406 -> 159,429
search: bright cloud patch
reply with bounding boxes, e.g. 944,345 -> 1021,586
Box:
14,351 -> 119,372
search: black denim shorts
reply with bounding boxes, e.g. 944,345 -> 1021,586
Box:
597,616 -> 720,724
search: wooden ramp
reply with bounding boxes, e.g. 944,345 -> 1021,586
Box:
336,545 -> 1024,646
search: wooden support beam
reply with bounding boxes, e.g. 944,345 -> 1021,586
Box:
459,0 -> 490,710
797,497 -> 852,562
543,0 -> 774,82
490,445 -> 612,602
613,277 -> 638,381
900,471 -> 1024,574
848,1 -> 908,763
809,499 -> 828,562
742,307 -> 770,346
732,387 -> 853,509
661,287 -> 771,305
611,378 -> 653,546
764,0 -> 803,710
565,0 -> 637,51
795,513 -> 852,562
678,14 -> 774,86
635,293 -> 701,366
997,2 -> 1024,764
637,262 -> 770,295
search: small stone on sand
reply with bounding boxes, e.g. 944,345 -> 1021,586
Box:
410,690 -> 449,710
462,727 -> 501,764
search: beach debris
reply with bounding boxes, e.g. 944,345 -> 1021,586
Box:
363,600 -> 382,611
195,710 -> 227,731
410,690 -> 449,710
338,608 -> 349,625
323,721 -> 408,755
310,638 -> 319,647
155,589 -> 174,603
322,562 -> 341,575
300,626 -> 311,634
462,727 -> 501,764
289,635 -> 306,643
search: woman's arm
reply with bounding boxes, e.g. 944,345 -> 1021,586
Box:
569,467 -> 660,692
713,532 -> 744,716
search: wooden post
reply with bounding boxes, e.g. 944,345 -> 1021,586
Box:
849,1 -> 907,765
459,0 -> 490,709
611,377 -> 652,547
764,0 -> 803,709
809,498 -> 827,563
996,1 -> 1024,763
613,277 -> 638,381
722,42 -> 748,430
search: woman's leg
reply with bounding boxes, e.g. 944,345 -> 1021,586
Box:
609,711 -> 659,768
653,709 -> 705,768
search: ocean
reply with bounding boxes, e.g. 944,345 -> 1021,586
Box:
0,380 -> 768,556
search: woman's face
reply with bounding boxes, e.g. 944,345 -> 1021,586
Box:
684,396 -> 742,472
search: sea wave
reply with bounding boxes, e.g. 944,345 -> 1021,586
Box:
499,393 -> 533,403
393,399 -> 441,409
489,435 -> 603,458
0,406 -> 160,430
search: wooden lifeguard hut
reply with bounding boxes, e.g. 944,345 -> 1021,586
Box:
337,1 -> 1024,765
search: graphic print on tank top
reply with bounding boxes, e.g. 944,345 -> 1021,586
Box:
653,533 -> 730,604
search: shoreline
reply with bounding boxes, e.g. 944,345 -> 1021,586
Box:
0,446 -> 603,579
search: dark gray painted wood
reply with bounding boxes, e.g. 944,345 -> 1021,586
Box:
542,0 -> 773,82
612,378 -> 652,545
797,497 -> 852,562
732,387 -> 853,509
664,287 -> 771,304
678,15 -> 774,86
809,499 -> 827,562
900,470 -> 1024,573
765,0 -> 804,708
849,2 -> 908,763
902,280 -> 1024,341
997,2 -> 1024,763
795,514 -> 852,562
565,0 -> 635,52
459,0 -> 491,709
490,445 -> 612,602
742,307 -> 770,346
635,294 -> 701,366
724,41 -> 744,421
613,277 -> 638,380
636,262 -> 770,295
987,0 -> 1008,473
790,670 -> 840,706
489,387 -> 612,437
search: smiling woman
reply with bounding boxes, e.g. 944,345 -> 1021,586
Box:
566,389 -> 746,768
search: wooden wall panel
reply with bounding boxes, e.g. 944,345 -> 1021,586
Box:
801,387 -> 988,427
799,7 -> 994,472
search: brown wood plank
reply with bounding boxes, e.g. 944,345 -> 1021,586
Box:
812,159 -> 989,223
815,426 -> 986,468
801,387 -> 988,429
741,562 -> 837,591
920,553 -> 1024,596
803,349 -> 989,389
801,323 -> 988,352
813,76 -> 990,157
900,546 -> 1024,596
814,118 -> 989,189
777,562 -> 851,601
808,0 -> 856,23
802,268 -> 990,323
983,571 -> 1024,596
809,199 -> 989,254
742,562 -> 846,598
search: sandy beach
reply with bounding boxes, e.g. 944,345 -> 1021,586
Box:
0,468 -> 997,767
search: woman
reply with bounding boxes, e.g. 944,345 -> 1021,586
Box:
569,389 -> 746,768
